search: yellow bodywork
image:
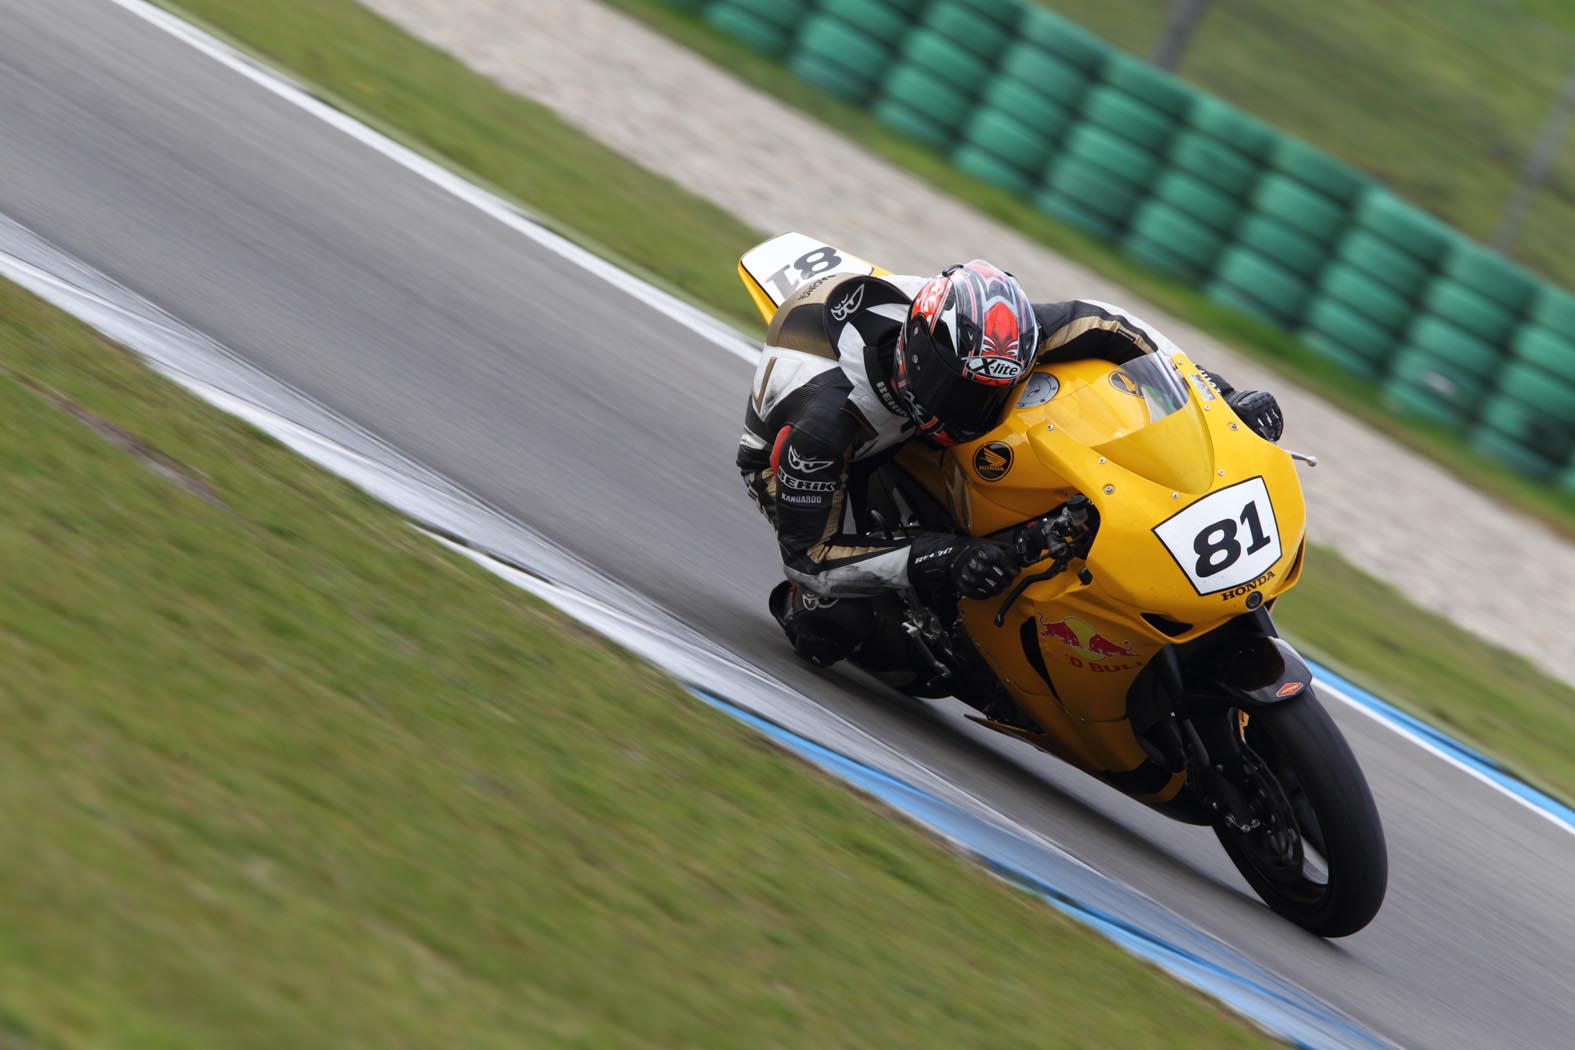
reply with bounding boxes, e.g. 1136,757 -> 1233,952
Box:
899,358 -> 1306,797
738,237 -> 1308,803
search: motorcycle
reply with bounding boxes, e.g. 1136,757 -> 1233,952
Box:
738,233 -> 1387,937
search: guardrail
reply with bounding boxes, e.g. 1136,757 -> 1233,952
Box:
675,0 -> 1575,492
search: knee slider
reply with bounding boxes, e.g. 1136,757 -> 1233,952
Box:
786,591 -> 876,667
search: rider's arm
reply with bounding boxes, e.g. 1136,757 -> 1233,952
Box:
771,391 -> 1014,600
1031,298 -> 1180,365
1031,299 -> 1284,441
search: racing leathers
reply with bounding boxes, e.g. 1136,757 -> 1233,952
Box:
737,271 -> 1277,668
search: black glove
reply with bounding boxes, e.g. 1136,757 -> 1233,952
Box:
909,534 -> 1019,599
1226,389 -> 1283,442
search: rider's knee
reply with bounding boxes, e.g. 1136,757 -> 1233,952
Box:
772,582 -> 876,667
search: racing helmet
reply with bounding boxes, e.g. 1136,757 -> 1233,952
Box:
892,260 -> 1039,446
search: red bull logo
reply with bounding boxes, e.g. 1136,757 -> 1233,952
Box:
1038,616 -> 1139,663
1085,633 -> 1138,659
1040,619 -> 1079,648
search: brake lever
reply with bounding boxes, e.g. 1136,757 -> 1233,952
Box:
994,495 -> 1096,628
993,556 -> 1070,627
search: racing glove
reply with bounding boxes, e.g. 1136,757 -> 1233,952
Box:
1202,369 -> 1284,443
1225,389 -> 1284,443
909,534 -> 1019,599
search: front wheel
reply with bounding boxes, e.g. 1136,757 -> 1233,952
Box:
1213,692 -> 1387,937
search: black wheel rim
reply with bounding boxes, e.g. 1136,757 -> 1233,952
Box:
1227,713 -> 1331,905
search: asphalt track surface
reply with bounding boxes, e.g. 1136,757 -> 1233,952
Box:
3,2 -> 1572,1046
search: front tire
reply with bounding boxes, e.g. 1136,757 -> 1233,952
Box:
1213,692 -> 1387,937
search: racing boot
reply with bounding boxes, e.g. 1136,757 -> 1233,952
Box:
768,580 -> 876,668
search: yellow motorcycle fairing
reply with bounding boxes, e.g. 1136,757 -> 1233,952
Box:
900,354 -> 1307,797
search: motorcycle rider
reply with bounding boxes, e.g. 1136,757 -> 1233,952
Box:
738,259 -> 1283,682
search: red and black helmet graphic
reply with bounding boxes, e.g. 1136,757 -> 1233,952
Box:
893,260 -> 1039,446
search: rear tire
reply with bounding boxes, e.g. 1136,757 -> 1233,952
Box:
1213,693 -> 1387,937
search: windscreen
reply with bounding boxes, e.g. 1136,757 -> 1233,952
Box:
1041,354 -> 1193,447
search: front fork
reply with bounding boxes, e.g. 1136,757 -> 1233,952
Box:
1135,627 -> 1315,831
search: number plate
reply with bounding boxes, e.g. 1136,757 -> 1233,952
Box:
1152,477 -> 1282,595
740,233 -> 874,309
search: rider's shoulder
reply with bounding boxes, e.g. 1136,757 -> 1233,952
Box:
766,272 -> 914,357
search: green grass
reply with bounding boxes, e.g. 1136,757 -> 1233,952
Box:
1031,0 -> 1575,291
1281,548 -> 1575,802
0,277 -> 1278,1045
151,0 -> 1575,798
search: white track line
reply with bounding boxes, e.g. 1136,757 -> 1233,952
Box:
98,0 -> 1575,840
105,0 -> 756,364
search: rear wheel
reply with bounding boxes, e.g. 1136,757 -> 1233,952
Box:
1212,693 -> 1387,937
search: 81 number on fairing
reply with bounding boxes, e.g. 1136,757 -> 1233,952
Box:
1153,477 -> 1283,595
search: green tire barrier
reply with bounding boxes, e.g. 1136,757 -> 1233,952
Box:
1299,331 -> 1387,379
1421,279 -> 1516,343
1150,170 -> 1239,232
1300,298 -> 1398,364
1211,245 -> 1309,323
1468,427 -> 1559,479
678,0 -> 1575,489
922,1 -> 1012,60
701,4 -> 790,54
1317,262 -> 1413,332
941,0 -> 1025,31
979,77 -> 1074,137
1032,190 -> 1122,238
880,66 -> 973,130
1233,214 -> 1328,279
1497,361 -> 1575,420
1124,234 -> 1213,281
1250,174 -> 1346,242
1166,131 -> 1259,196
1389,348 -> 1478,413
1101,51 -> 1192,116
1268,137 -> 1367,205
850,0 -> 927,12
1440,238 -> 1538,313
787,51 -> 878,103
899,29 -> 991,93
1335,228 -> 1431,298
1044,156 -> 1144,223
1062,124 -> 1163,186
952,145 -> 1035,193
1530,286 -> 1575,331
1020,7 -> 1111,72
1186,95 -> 1276,161
872,99 -> 952,149
1079,85 -> 1176,152
1350,188 -> 1452,264
962,109 -> 1054,173
1000,44 -> 1090,109
1511,326 -> 1575,385
1382,374 -> 1470,429
1127,200 -> 1224,268
817,0 -> 909,46
1405,316 -> 1501,377
1478,395 -> 1574,458
713,0 -> 808,31
794,14 -> 891,73
1204,281 -> 1294,328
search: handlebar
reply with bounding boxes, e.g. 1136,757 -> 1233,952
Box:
992,495 -> 1098,627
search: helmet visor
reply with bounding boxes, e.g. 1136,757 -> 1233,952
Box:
903,354 -> 1017,442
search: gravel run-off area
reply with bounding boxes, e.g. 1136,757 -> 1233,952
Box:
361,0 -> 1575,686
